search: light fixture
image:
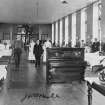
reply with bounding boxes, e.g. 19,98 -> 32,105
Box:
60,0 -> 68,4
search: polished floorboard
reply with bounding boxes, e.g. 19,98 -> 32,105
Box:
0,51 -> 105,105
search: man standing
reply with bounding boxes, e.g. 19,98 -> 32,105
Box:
13,36 -> 24,68
33,40 -> 43,67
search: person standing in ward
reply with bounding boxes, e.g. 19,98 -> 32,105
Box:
13,36 -> 24,68
43,39 -> 52,62
33,40 -> 43,67
28,39 -> 35,62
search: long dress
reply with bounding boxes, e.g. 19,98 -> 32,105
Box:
28,41 -> 35,61
43,41 -> 52,62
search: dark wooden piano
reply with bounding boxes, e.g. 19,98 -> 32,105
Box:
46,47 -> 87,84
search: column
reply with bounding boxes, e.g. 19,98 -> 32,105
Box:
86,4 -> 93,42
76,10 -> 81,42
65,16 -> 69,45
68,14 -> 72,44
58,20 -> 60,45
62,18 -> 65,44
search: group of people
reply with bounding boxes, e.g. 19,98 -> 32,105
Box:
12,37 -> 52,68
80,38 -> 100,53
12,36 -> 101,69
28,39 -> 52,67
75,38 -> 100,53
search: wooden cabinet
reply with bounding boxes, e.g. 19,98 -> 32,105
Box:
46,47 -> 87,84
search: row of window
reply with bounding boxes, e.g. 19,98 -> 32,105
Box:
52,0 -> 101,47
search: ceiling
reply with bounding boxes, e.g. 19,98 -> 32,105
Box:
0,0 -> 97,24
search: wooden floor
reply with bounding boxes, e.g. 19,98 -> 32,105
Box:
0,51 -> 105,105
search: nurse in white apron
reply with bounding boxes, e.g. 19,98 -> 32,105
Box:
28,40 -> 35,62
43,39 -> 52,62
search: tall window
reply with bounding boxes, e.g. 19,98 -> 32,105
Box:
60,19 -> 63,47
65,16 -> 69,45
93,1 -> 99,40
52,23 -> 54,44
55,21 -> 58,44
81,8 -> 86,42
98,0 -> 102,51
71,13 -> 76,47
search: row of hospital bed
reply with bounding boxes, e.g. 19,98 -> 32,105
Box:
0,45 -> 12,90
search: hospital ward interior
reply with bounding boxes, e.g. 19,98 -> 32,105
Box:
0,0 -> 105,105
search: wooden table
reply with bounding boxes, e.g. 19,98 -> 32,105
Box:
85,77 -> 105,105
